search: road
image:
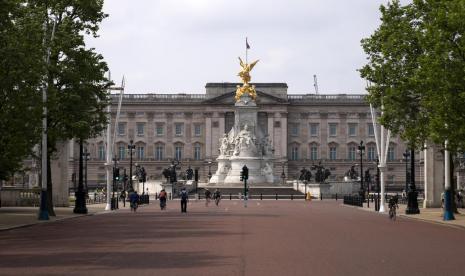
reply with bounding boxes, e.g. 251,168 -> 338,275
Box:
0,200 -> 463,276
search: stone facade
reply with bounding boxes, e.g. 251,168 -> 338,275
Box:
75,83 -> 422,191
5,83 -> 427,196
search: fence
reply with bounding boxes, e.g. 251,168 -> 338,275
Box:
343,195 -> 363,207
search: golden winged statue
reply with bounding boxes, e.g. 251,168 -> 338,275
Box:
235,57 -> 259,102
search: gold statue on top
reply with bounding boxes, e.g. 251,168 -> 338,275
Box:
235,57 -> 259,102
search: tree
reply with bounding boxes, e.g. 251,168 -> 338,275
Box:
360,0 -> 465,151
0,1 -> 45,181
360,0 -> 465,217
38,0 -> 110,215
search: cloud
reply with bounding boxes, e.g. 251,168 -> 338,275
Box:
85,0 -> 413,94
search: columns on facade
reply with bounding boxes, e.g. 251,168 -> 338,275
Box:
205,113 -> 213,159
280,112 -> 288,159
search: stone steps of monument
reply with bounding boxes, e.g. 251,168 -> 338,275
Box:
195,187 -> 304,199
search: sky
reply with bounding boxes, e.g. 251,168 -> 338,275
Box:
86,0 -> 411,95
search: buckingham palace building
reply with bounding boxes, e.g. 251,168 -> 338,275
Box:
5,82 -> 425,206
76,82 -> 421,190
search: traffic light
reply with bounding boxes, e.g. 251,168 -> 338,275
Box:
113,167 -> 120,181
243,165 -> 249,180
240,171 -> 244,181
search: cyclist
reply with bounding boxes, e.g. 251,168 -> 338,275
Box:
214,189 -> 221,206
388,195 -> 398,220
159,189 -> 167,210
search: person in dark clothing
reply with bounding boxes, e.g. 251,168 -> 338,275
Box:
129,191 -> 139,212
180,187 -> 189,213
159,189 -> 167,210
205,189 -> 212,206
214,189 -> 221,206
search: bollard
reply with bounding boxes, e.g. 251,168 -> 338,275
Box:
276,194 -> 278,200
335,193 -> 338,201
291,194 -> 293,200
230,193 -> 232,200
320,193 -> 323,200
260,193 -> 263,200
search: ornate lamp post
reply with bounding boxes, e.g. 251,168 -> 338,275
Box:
127,140 -> 136,191
406,149 -> 420,214
112,156 -> 119,209
74,140 -> 88,214
403,150 -> 410,199
83,148 -> 90,195
358,141 -> 366,203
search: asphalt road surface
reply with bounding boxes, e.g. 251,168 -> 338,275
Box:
0,200 -> 464,276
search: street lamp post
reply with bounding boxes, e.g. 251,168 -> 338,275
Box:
403,150 -> 410,198
112,156 -> 119,209
128,140 -> 136,191
84,148 -> 90,196
406,149 -> 420,214
376,158 -> 381,211
74,140 -> 88,214
358,141 -> 366,204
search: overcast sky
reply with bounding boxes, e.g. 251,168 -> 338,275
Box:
86,0 -> 411,95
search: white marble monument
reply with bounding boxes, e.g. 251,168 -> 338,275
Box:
209,57 -> 276,186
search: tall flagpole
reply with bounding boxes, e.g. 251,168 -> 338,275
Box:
246,37 -> 249,64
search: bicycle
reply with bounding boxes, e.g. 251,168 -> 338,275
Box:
387,195 -> 399,220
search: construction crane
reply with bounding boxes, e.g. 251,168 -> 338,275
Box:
313,74 -> 319,94
104,73 -> 125,211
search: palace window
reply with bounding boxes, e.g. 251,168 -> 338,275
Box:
137,146 -> 145,160
175,145 -> 183,160
367,146 -> 376,161
290,123 -> 299,137
98,145 -> 105,160
388,146 -> 395,161
117,122 -> 126,136
310,123 -> 319,137
348,123 -> 357,137
348,146 -> 356,160
291,146 -> 299,161
136,122 -> 145,136
310,145 -> 318,160
329,123 -> 338,137
155,123 -> 164,136
367,123 -> 375,137
194,124 -> 201,137
329,146 -> 337,160
175,123 -> 184,136
155,144 -> 164,161
118,145 -> 126,160
194,143 -> 201,160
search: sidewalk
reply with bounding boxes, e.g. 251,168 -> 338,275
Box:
0,203 -> 128,231
360,201 -> 465,229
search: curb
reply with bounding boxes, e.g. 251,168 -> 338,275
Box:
0,209 -> 114,232
341,203 -> 465,230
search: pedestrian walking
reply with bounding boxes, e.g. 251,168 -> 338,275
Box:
120,190 -> 126,207
159,189 -> 167,210
214,188 -> 221,206
180,187 -> 189,213
129,191 -> 139,212
205,188 -> 212,206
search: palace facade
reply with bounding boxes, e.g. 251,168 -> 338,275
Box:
5,82 -> 426,206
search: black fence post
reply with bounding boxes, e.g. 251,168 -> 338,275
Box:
291,194 -> 294,200
276,194 -> 278,200
229,193 -> 232,200
335,193 -> 338,201
320,193 -> 323,200
260,193 -> 263,200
